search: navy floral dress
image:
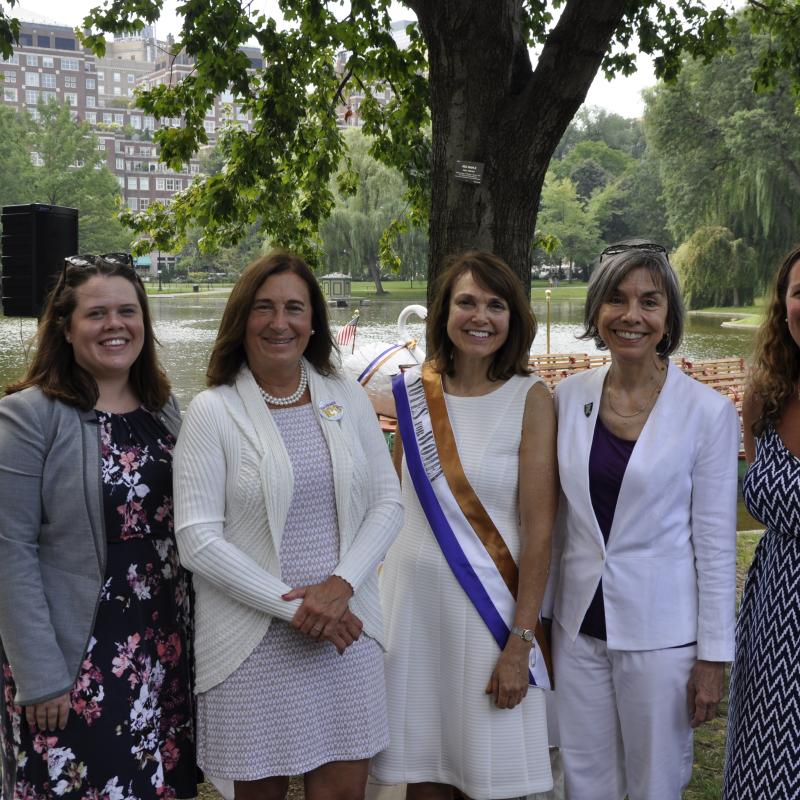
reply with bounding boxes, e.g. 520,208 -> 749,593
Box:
0,408 -> 196,800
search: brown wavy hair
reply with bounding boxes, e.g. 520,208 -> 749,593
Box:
748,245 -> 800,436
206,251 -> 335,387
427,250 -> 535,380
6,259 -> 170,410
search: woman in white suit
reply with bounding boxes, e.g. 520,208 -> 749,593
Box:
546,242 -> 739,800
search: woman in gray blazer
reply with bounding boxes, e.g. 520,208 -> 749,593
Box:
0,255 -> 196,800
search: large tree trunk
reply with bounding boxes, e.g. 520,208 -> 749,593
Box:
407,0 -> 631,299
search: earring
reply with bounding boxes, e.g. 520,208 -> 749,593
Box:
311,329 -> 316,334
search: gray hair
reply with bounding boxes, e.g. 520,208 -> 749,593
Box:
579,246 -> 685,358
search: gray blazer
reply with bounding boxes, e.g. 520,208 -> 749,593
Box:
0,386 -> 181,705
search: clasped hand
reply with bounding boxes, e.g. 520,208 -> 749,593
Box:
25,691 -> 71,731
282,575 -> 362,654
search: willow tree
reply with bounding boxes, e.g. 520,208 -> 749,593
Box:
645,17 -> 800,284
62,1 -> 796,292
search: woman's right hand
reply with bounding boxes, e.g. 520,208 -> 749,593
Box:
25,692 -> 71,731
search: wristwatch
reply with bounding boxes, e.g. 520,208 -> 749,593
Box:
511,626 -> 534,643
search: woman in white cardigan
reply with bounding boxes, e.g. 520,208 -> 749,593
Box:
174,252 -> 402,800
546,242 -> 739,800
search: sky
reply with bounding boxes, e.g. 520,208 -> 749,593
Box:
19,0 -> 656,118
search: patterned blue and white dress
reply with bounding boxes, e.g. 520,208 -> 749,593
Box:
724,425 -> 800,798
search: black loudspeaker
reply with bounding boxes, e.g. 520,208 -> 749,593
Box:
1,204 -> 79,318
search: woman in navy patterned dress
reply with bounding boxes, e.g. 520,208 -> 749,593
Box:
724,246 -> 800,798
0,255 -> 196,800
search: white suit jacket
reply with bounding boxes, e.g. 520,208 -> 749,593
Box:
545,362 -> 739,661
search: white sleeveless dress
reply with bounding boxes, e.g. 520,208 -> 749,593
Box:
371,374 -> 552,799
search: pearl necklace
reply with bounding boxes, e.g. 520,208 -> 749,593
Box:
257,360 -> 308,407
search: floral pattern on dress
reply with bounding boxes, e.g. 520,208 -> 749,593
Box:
1,408 -> 196,800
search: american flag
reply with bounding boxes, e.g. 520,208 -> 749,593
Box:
335,311 -> 360,352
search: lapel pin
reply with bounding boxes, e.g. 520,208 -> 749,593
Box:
584,402 -> 593,417
319,400 -> 344,421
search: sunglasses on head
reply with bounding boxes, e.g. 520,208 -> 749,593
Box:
600,243 -> 667,260
63,253 -> 140,281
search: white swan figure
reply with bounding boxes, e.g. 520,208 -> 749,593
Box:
340,304 -> 427,417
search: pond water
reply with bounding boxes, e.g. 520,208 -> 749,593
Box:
0,294 -> 759,529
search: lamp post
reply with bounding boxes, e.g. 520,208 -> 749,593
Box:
545,289 -> 552,354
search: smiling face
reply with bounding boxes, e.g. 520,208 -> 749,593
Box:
244,270 -> 313,377
66,275 -> 145,384
445,271 -> 510,368
595,266 -> 668,364
785,258 -> 800,350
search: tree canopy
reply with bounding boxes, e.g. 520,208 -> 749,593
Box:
3,0 -> 797,290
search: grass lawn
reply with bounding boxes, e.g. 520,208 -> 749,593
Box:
349,280 -> 591,303
143,283 -> 233,295
683,531 -> 761,800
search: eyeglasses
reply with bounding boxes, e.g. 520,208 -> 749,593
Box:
600,243 -> 667,260
63,253 -> 141,281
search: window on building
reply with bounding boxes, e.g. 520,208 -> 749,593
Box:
25,72 -> 39,87
69,109 -> 78,121
139,177 -> 149,190
41,73 -> 55,89
54,37 -> 76,51
203,120 -> 215,134
87,112 -> 97,124
19,33 -> 33,46
190,163 -> 200,174
73,159 -> 84,167
113,72 -> 121,82
28,107 -> 39,121
2,54 -> 19,65
3,87 -> 17,102
25,89 -> 37,105
103,113 -> 112,124
139,198 -> 149,210
114,113 -> 124,125
143,116 -> 154,130
127,88 -> 134,97
130,116 -> 141,129
25,55 -> 37,67
127,74 -> 134,83
64,93 -> 78,106
127,177 -> 137,190
60,58 -> 79,71
41,91 -> 57,104
37,36 -> 50,48
3,71 -> 15,82
155,178 -> 165,190
85,78 -> 95,89
97,71 -> 104,83
86,96 -> 96,108
116,157 -> 125,170
113,87 -> 121,96
31,151 -> 43,166
42,56 -> 54,68
64,75 -> 76,88
165,178 -> 182,191
127,197 -> 138,210
117,177 -> 124,188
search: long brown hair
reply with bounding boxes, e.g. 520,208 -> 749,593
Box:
6,259 -> 171,410
426,250 -> 535,380
206,251 -> 336,387
749,245 -> 800,436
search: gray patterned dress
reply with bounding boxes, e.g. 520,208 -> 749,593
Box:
195,403 -> 388,779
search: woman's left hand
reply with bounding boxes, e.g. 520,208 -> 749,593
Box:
485,639 -> 530,709
283,575 -> 354,640
687,659 -> 725,728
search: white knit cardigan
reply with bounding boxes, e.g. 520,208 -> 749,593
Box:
173,360 -> 402,693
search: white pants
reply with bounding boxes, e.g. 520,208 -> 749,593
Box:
552,621 -> 695,800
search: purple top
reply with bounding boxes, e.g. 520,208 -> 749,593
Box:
580,415 -> 636,640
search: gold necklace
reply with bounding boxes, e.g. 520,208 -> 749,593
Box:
604,375 -> 663,419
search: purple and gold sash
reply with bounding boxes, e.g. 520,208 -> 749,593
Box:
392,363 -> 553,689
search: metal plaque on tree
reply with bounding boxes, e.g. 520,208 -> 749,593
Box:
454,160 -> 484,185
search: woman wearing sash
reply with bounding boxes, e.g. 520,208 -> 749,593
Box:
173,252 -> 402,800
372,251 -> 557,798
546,242 -> 739,799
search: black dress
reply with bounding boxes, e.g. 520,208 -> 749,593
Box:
0,408 -> 196,800
724,425 -> 800,798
